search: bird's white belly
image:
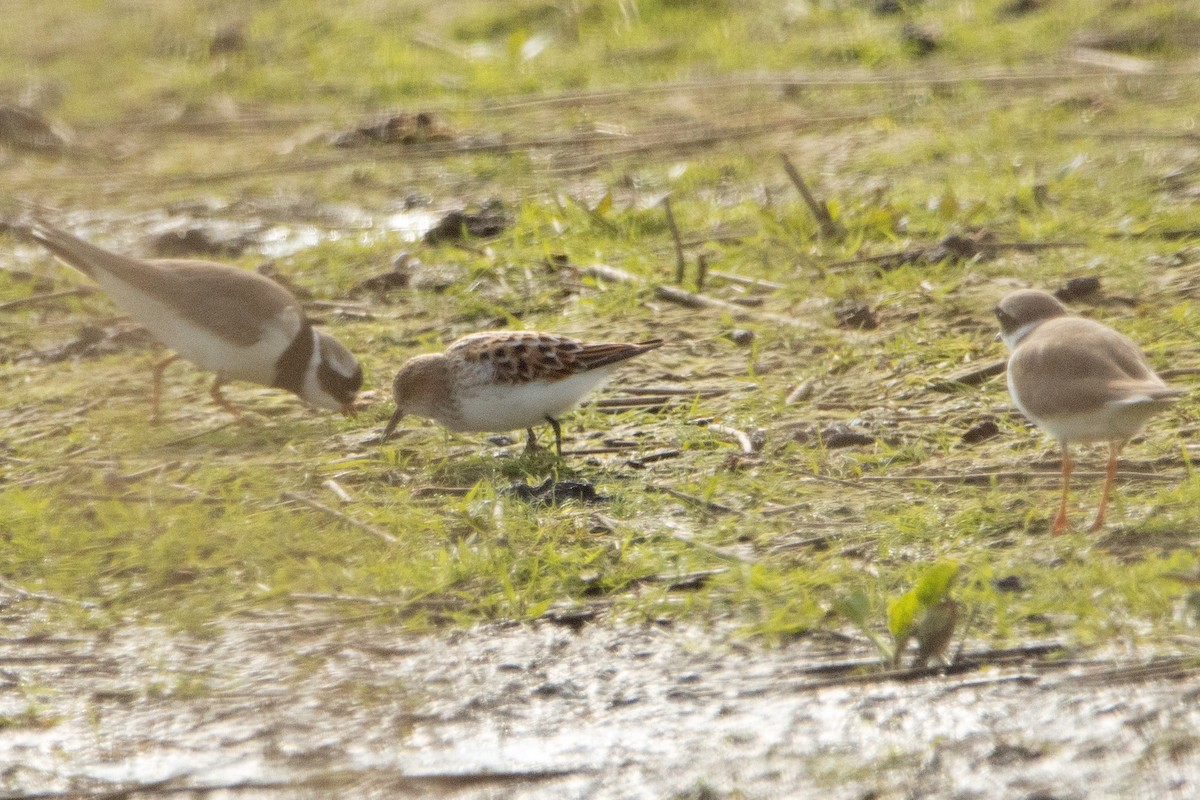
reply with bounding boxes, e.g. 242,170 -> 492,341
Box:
452,369 -> 613,432
97,273 -> 287,383
1010,371 -> 1164,443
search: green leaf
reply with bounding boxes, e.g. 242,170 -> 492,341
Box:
594,191 -> 613,217
887,591 -> 920,638
914,561 -> 959,607
832,589 -> 871,626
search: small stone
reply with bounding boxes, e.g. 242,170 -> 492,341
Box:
835,303 -> 878,330
728,328 -> 755,346
1054,276 -> 1102,303
961,418 -> 1001,444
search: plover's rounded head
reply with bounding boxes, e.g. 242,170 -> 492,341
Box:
306,330 -> 363,414
995,289 -> 1068,350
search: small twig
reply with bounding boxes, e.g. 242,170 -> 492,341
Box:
322,478 -> 354,504
288,592 -> 460,610
161,421 -> 237,448
695,253 -> 709,292
626,448 -> 684,466
708,423 -> 756,455
655,284 -> 803,326
828,241 -> 1086,271
62,492 -> 227,505
0,287 -> 93,312
662,527 -> 756,564
857,470 -> 1179,484
780,152 -> 842,239
646,483 -> 743,516
0,576 -> 98,609
280,491 -> 397,545
707,270 -> 786,291
411,485 -> 473,497
621,385 -> 740,397
1159,367 -> 1200,379
587,262 -> 806,328
929,359 -> 1007,391
661,195 -> 687,284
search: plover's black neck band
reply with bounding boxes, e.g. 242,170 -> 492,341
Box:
273,320 -> 314,395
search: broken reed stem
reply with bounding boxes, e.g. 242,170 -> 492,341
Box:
708,423 -> 756,455
280,491 -> 398,545
780,153 -> 841,239
661,195 -> 687,284
0,576 -> 99,609
0,288 -> 93,312
586,263 -> 807,328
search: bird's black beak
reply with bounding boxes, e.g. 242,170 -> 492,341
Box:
381,407 -> 405,442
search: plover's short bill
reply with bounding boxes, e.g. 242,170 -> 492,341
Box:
382,332 -> 663,455
21,219 -> 362,421
995,289 -> 1181,534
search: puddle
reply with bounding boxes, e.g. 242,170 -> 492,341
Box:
0,615 -> 1196,798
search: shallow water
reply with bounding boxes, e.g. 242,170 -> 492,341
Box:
1,613 -> 1197,798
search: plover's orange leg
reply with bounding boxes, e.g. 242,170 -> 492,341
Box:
209,376 -> 244,420
150,354 -> 181,424
1052,443 -> 1073,535
1090,440 -> 1123,532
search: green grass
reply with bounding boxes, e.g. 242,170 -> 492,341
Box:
1,0 -> 1200,658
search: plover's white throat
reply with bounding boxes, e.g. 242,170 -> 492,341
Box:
382,331 -> 663,455
23,220 -> 362,421
996,289 -> 1181,533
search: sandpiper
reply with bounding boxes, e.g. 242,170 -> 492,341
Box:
382,331 -> 663,455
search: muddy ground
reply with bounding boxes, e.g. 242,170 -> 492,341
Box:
1,600 -> 1198,799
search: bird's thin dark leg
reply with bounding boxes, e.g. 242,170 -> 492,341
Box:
525,427 -> 539,453
545,416 -> 563,457
150,354 -> 181,424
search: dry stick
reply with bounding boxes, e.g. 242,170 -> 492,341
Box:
695,253 -> 709,292
827,240 -> 1087,271
478,67 -> 1196,112
1159,366 -> 1200,379
0,576 -> 98,609
280,491 -> 398,545
929,359 -> 1007,391
661,195 -> 688,284
647,484 -> 743,516
707,270 -> 786,291
856,470 -> 1178,484
161,421 -> 237,448
780,152 -> 842,239
622,385 -> 739,397
592,264 -> 807,329
708,423 -> 756,455
0,288 -> 93,312
663,528 -> 756,565
322,478 -> 354,504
